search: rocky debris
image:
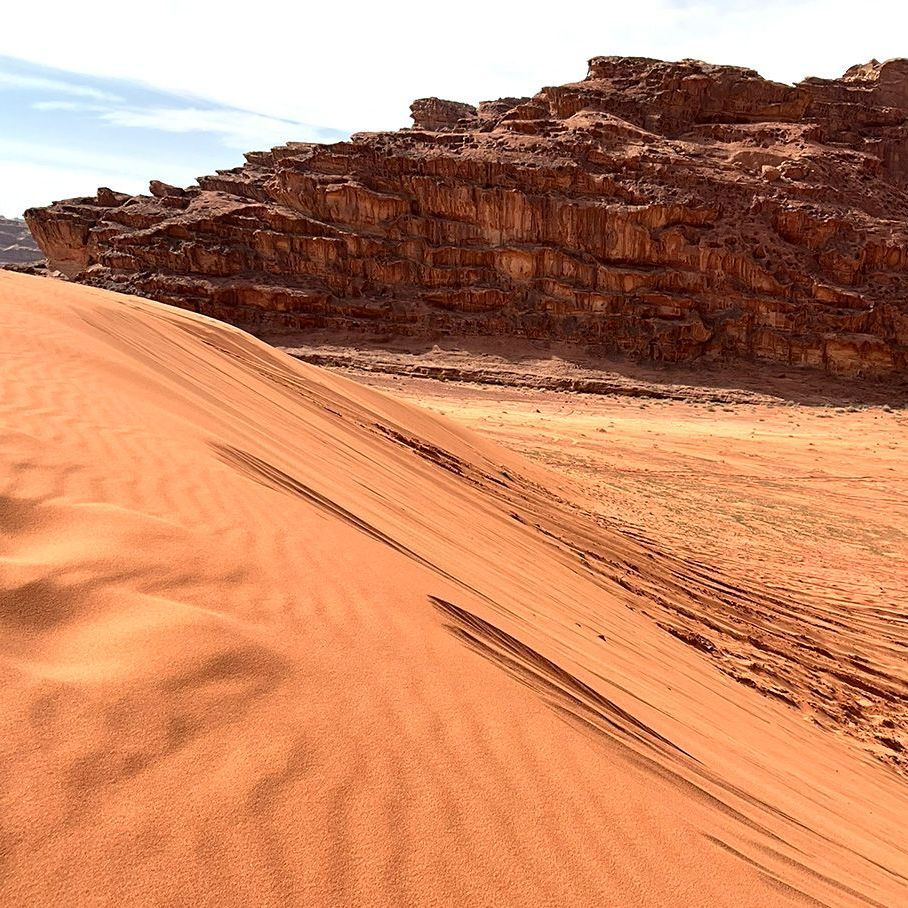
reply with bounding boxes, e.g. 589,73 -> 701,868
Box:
26,56 -> 908,377
0,216 -> 41,266
0,261 -> 54,278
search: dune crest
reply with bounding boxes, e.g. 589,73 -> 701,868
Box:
1,271 -> 906,906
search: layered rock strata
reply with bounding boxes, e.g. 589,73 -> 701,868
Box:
26,57 -> 908,376
0,216 -> 41,266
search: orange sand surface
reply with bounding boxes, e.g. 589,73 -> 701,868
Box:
367,375 -> 908,772
1,271 -> 906,906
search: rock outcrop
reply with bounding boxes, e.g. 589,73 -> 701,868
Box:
0,216 -> 41,266
26,57 -> 908,377
409,97 -> 478,131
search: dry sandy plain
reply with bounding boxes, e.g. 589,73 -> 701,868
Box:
2,270 -> 907,906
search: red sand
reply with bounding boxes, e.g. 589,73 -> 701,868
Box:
1,271 -> 906,906
368,371 -> 908,770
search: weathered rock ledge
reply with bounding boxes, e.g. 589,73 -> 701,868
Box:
26,56 -> 908,377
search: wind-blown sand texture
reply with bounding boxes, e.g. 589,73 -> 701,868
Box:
1,271 -> 906,906
352,365 -> 908,772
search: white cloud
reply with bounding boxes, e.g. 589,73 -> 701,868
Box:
0,161 -> 144,217
31,100 -> 102,112
99,107 -> 342,149
0,70 -> 121,102
27,92 -> 342,151
0,138 -> 169,178
4,1 -> 908,215
0,141 -> 204,216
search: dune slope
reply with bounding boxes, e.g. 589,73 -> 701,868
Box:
0,271 -> 906,907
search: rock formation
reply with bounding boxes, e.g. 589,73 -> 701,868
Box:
26,57 -> 908,377
0,216 -> 40,266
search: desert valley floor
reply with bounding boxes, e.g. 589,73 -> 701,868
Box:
294,344 -> 908,771
1,271 -> 907,906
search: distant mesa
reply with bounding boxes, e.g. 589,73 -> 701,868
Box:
25,55 -> 908,378
0,216 -> 41,267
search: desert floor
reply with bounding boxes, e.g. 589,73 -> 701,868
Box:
282,337 -> 908,770
2,271 -> 907,907
346,362 -> 908,771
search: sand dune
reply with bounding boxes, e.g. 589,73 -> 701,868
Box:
1,271 -> 906,907
364,370 -> 908,773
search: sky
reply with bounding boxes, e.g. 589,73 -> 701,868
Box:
2,0 -> 907,217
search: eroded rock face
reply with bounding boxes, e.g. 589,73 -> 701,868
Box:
26,56 -> 908,377
0,217 -> 41,266
410,97 -> 478,131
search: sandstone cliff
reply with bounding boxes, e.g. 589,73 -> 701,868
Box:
26,57 -> 908,377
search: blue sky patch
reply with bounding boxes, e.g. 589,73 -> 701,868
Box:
0,55 -> 345,216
